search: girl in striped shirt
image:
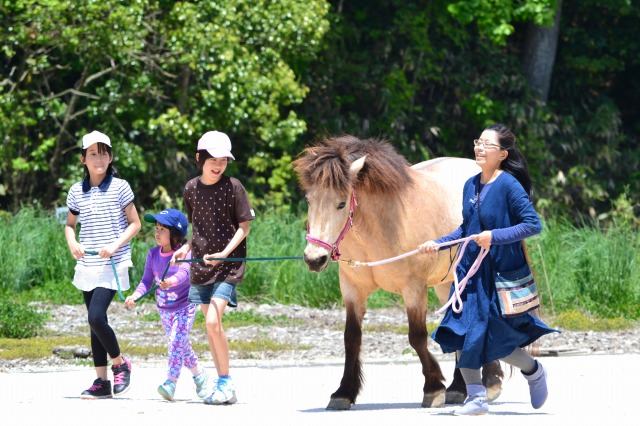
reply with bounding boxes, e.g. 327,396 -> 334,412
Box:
64,131 -> 141,399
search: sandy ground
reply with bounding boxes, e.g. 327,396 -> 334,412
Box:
3,354 -> 637,426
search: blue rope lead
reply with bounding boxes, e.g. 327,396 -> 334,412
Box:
134,255 -> 304,302
85,251 -> 126,301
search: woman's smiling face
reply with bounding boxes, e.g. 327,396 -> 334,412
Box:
474,130 -> 506,168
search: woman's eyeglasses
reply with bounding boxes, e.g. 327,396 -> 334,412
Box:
473,139 -> 503,150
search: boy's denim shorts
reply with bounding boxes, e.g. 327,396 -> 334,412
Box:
188,282 -> 238,307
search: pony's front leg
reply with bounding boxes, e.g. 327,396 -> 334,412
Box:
327,301 -> 365,410
406,304 -> 446,407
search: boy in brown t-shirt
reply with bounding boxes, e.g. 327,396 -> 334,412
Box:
172,130 -> 255,405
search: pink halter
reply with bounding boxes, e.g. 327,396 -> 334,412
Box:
306,190 -> 358,261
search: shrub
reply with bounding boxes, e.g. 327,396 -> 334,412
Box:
0,299 -> 48,338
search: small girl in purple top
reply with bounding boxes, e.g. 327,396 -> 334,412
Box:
124,208 -> 210,401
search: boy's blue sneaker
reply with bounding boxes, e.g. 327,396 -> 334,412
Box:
204,376 -> 237,405
193,370 -> 212,399
157,379 -> 176,401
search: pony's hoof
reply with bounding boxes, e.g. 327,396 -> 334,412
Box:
486,384 -> 502,402
422,390 -> 446,408
445,390 -> 466,405
326,397 -> 352,410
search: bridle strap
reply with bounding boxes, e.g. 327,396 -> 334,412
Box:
305,190 -> 358,261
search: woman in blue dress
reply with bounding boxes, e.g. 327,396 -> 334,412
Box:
418,123 -> 558,415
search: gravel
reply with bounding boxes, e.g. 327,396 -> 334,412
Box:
2,301 -> 639,373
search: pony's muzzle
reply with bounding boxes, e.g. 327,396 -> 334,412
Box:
303,253 -> 330,272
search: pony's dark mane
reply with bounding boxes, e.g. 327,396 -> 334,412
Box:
293,135 -> 413,195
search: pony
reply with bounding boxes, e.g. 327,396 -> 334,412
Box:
293,135 -> 503,410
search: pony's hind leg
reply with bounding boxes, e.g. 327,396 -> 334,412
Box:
327,301 -> 365,410
406,306 -> 446,408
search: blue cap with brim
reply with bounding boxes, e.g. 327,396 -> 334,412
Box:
144,208 -> 188,237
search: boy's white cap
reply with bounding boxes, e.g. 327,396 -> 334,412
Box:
197,131 -> 235,160
82,131 -> 111,149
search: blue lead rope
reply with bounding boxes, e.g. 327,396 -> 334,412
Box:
84,250 -> 126,301
134,255 -> 304,302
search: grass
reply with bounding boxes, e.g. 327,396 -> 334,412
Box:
0,335 -> 310,361
549,310 -> 636,332
0,335 -> 90,360
526,218 -> 640,319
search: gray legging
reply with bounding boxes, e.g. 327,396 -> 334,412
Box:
458,347 -> 537,385
83,287 -> 121,367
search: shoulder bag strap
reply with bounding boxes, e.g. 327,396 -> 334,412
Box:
476,179 -> 497,272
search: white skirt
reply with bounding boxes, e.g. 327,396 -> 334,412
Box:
72,261 -> 133,292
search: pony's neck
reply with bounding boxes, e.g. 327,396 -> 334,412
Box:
352,189 -> 407,241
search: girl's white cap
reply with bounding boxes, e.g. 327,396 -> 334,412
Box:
82,131 -> 111,149
197,131 -> 235,160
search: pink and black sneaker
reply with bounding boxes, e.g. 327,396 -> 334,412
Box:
111,357 -> 132,396
80,378 -> 112,400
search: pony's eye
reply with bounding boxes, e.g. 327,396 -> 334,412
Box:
337,201 -> 346,210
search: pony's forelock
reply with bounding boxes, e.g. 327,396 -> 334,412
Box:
293,135 -> 412,195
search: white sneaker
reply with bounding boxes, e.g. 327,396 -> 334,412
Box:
204,376 -> 237,405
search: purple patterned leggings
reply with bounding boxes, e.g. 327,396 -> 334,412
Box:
159,303 -> 200,380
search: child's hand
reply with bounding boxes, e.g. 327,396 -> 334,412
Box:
99,242 -> 119,258
171,246 -> 188,264
124,295 -> 137,308
203,252 -> 224,266
69,242 -> 86,260
159,280 -> 171,290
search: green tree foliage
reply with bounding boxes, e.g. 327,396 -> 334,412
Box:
0,0 -> 329,212
1,0 -> 639,223
296,0 -> 640,222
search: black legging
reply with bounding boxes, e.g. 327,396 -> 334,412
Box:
83,288 -> 121,367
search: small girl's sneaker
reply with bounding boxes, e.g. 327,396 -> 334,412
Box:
193,370 -> 211,399
158,380 -> 176,401
80,378 -> 112,399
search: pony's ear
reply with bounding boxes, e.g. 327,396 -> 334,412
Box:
349,155 -> 367,178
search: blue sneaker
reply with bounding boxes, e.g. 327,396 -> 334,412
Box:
524,361 -> 548,409
193,370 -> 212,399
157,380 -> 176,401
204,376 -> 237,405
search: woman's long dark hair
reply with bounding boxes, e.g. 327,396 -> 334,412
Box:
82,142 -> 118,178
485,123 -> 533,199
